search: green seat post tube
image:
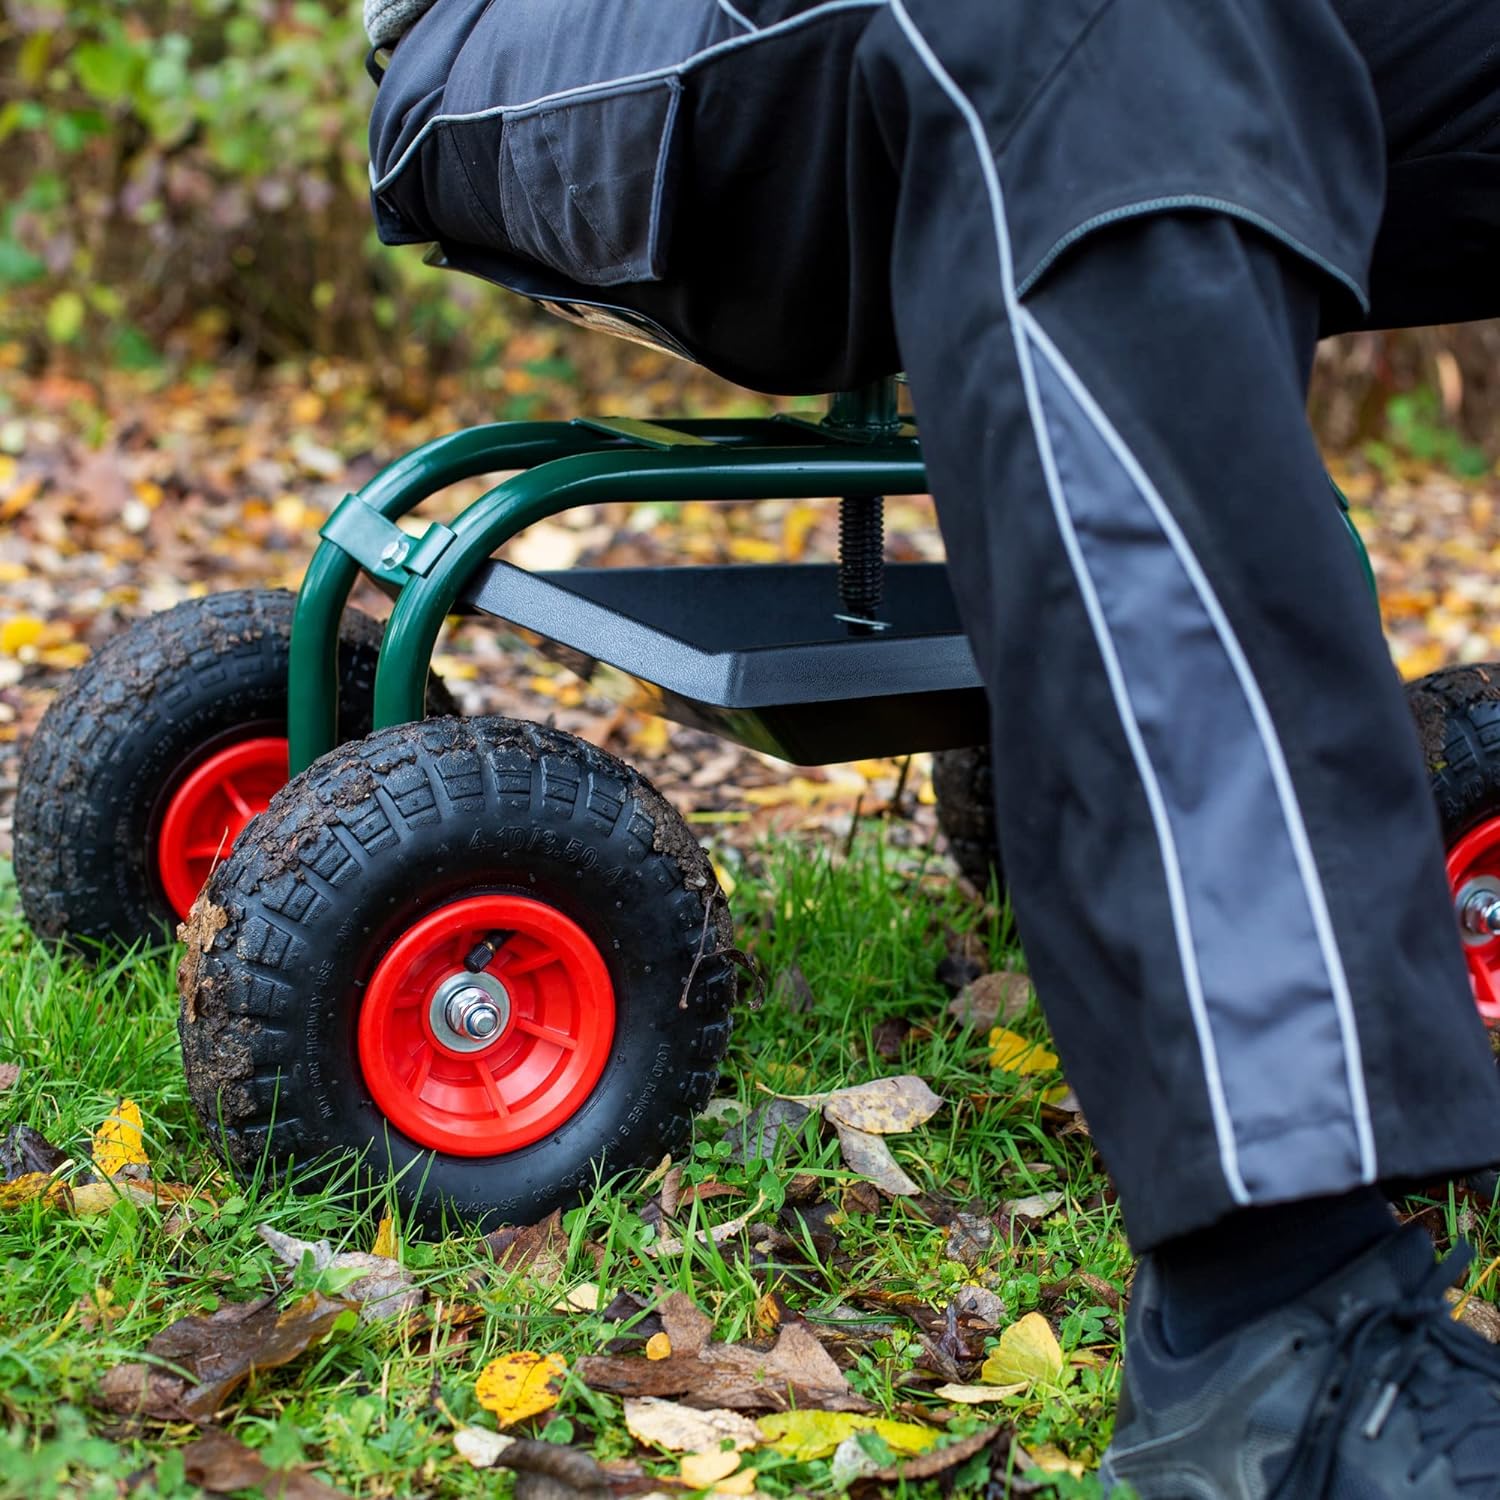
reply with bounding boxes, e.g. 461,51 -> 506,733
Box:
373,445 -> 929,730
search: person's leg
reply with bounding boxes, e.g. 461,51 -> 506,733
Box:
1334,0 -> 1500,330
856,0 -> 1500,1255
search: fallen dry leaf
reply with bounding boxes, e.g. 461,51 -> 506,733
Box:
1447,1288 -> 1500,1342
487,1436 -> 614,1498
0,1122 -> 67,1181
756,1409 -> 938,1462
980,1313 -> 1066,1388
646,1195 -> 764,1257
258,1225 -> 422,1324
483,1209 -> 569,1282
474,1351 -> 568,1427
182,1428 -> 348,1499
949,971 -> 1033,1031
0,1064 -> 18,1092
646,1333 -> 672,1360
705,1467 -> 760,1496
97,1293 -> 352,1421
987,1029 -> 1059,1075
933,1381 -> 1028,1404
452,1427 -> 517,1468
945,1212 -> 997,1267
370,1215 -> 397,1259
91,1099 -> 148,1177
832,1120 -> 919,1197
680,1449 -> 743,1488
623,1396 -> 761,1454
553,1283 -> 601,1314
1020,1442 -> 1086,1478
1003,1191 -> 1065,1224
661,1291 -> 712,1355
726,1099 -> 811,1165
864,1426 -> 1006,1485
952,1285 -> 1006,1329
578,1293 -> 872,1414
784,1075 -> 944,1134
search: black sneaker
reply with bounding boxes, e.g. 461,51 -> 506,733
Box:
1100,1225 -> 1500,1498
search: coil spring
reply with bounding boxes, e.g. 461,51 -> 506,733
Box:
839,495 -> 885,624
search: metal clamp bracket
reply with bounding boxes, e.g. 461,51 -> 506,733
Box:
320,492 -> 458,587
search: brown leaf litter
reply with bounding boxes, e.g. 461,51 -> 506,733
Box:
97,1293 -> 352,1422
577,1290 -> 874,1414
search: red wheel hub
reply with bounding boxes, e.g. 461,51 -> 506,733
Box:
157,736 -> 288,920
358,894 -> 616,1156
1447,817 -> 1500,1025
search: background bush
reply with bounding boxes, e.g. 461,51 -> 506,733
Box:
1,0 -> 1498,461
0,0 -> 506,369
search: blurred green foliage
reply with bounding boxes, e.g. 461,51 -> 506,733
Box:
0,0 -> 498,366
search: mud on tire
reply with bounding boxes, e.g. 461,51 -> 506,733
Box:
178,714 -> 737,1229
16,588 -> 450,948
14,589 -> 453,949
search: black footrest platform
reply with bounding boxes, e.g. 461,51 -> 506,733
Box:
459,562 -> 986,765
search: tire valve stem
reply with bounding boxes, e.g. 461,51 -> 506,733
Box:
464,929 -> 514,973
1462,889 -> 1500,937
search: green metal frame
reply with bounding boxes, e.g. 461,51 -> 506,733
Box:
289,374 -> 1379,777
288,378 -> 922,775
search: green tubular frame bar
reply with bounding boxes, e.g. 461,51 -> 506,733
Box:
288,380 -> 923,774
290,372 -> 1377,778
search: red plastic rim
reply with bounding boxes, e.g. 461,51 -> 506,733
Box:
157,736 -> 288,920
1447,817 -> 1500,1025
358,894 -> 616,1156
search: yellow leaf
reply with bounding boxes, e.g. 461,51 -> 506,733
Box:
712,859 -> 737,901
432,653 -> 479,682
781,503 -> 822,561
726,536 -> 782,563
92,1099 -> 148,1176
710,1468 -> 758,1496
741,777 -> 848,809
0,1171 -> 53,1209
628,716 -> 671,757
757,1410 -> 938,1462
1022,1443 -> 1085,1478
474,1351 -> 567,1427
38,643 -> 90,669
680,1450 -> 741,1488
646,1332 -> 672,1360
553,1283 -> 601,1313
0,616 -> 45,655
979,1313 -> 1065,1388
371,1214 -> 398,1258
1397,642 -> 1447,680
987,1028 -> 1059,1075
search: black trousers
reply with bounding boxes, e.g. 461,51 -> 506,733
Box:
371,0 -> 1500,1250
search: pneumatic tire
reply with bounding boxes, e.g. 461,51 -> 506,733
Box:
178,715 -> 737,1229
933,745 -> 1005,897
1408,664 -> 1500,1027
13,588 -> 454,949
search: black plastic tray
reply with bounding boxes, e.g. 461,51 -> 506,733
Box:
459,561 -> 987,764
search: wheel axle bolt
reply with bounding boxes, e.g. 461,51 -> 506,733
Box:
445,988 -> 502,1041
1462,890 -> 1500,937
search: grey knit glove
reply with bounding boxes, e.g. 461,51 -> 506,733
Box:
365,0 -> 439,50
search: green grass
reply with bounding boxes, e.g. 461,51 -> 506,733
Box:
0,835 -> 1254,1496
